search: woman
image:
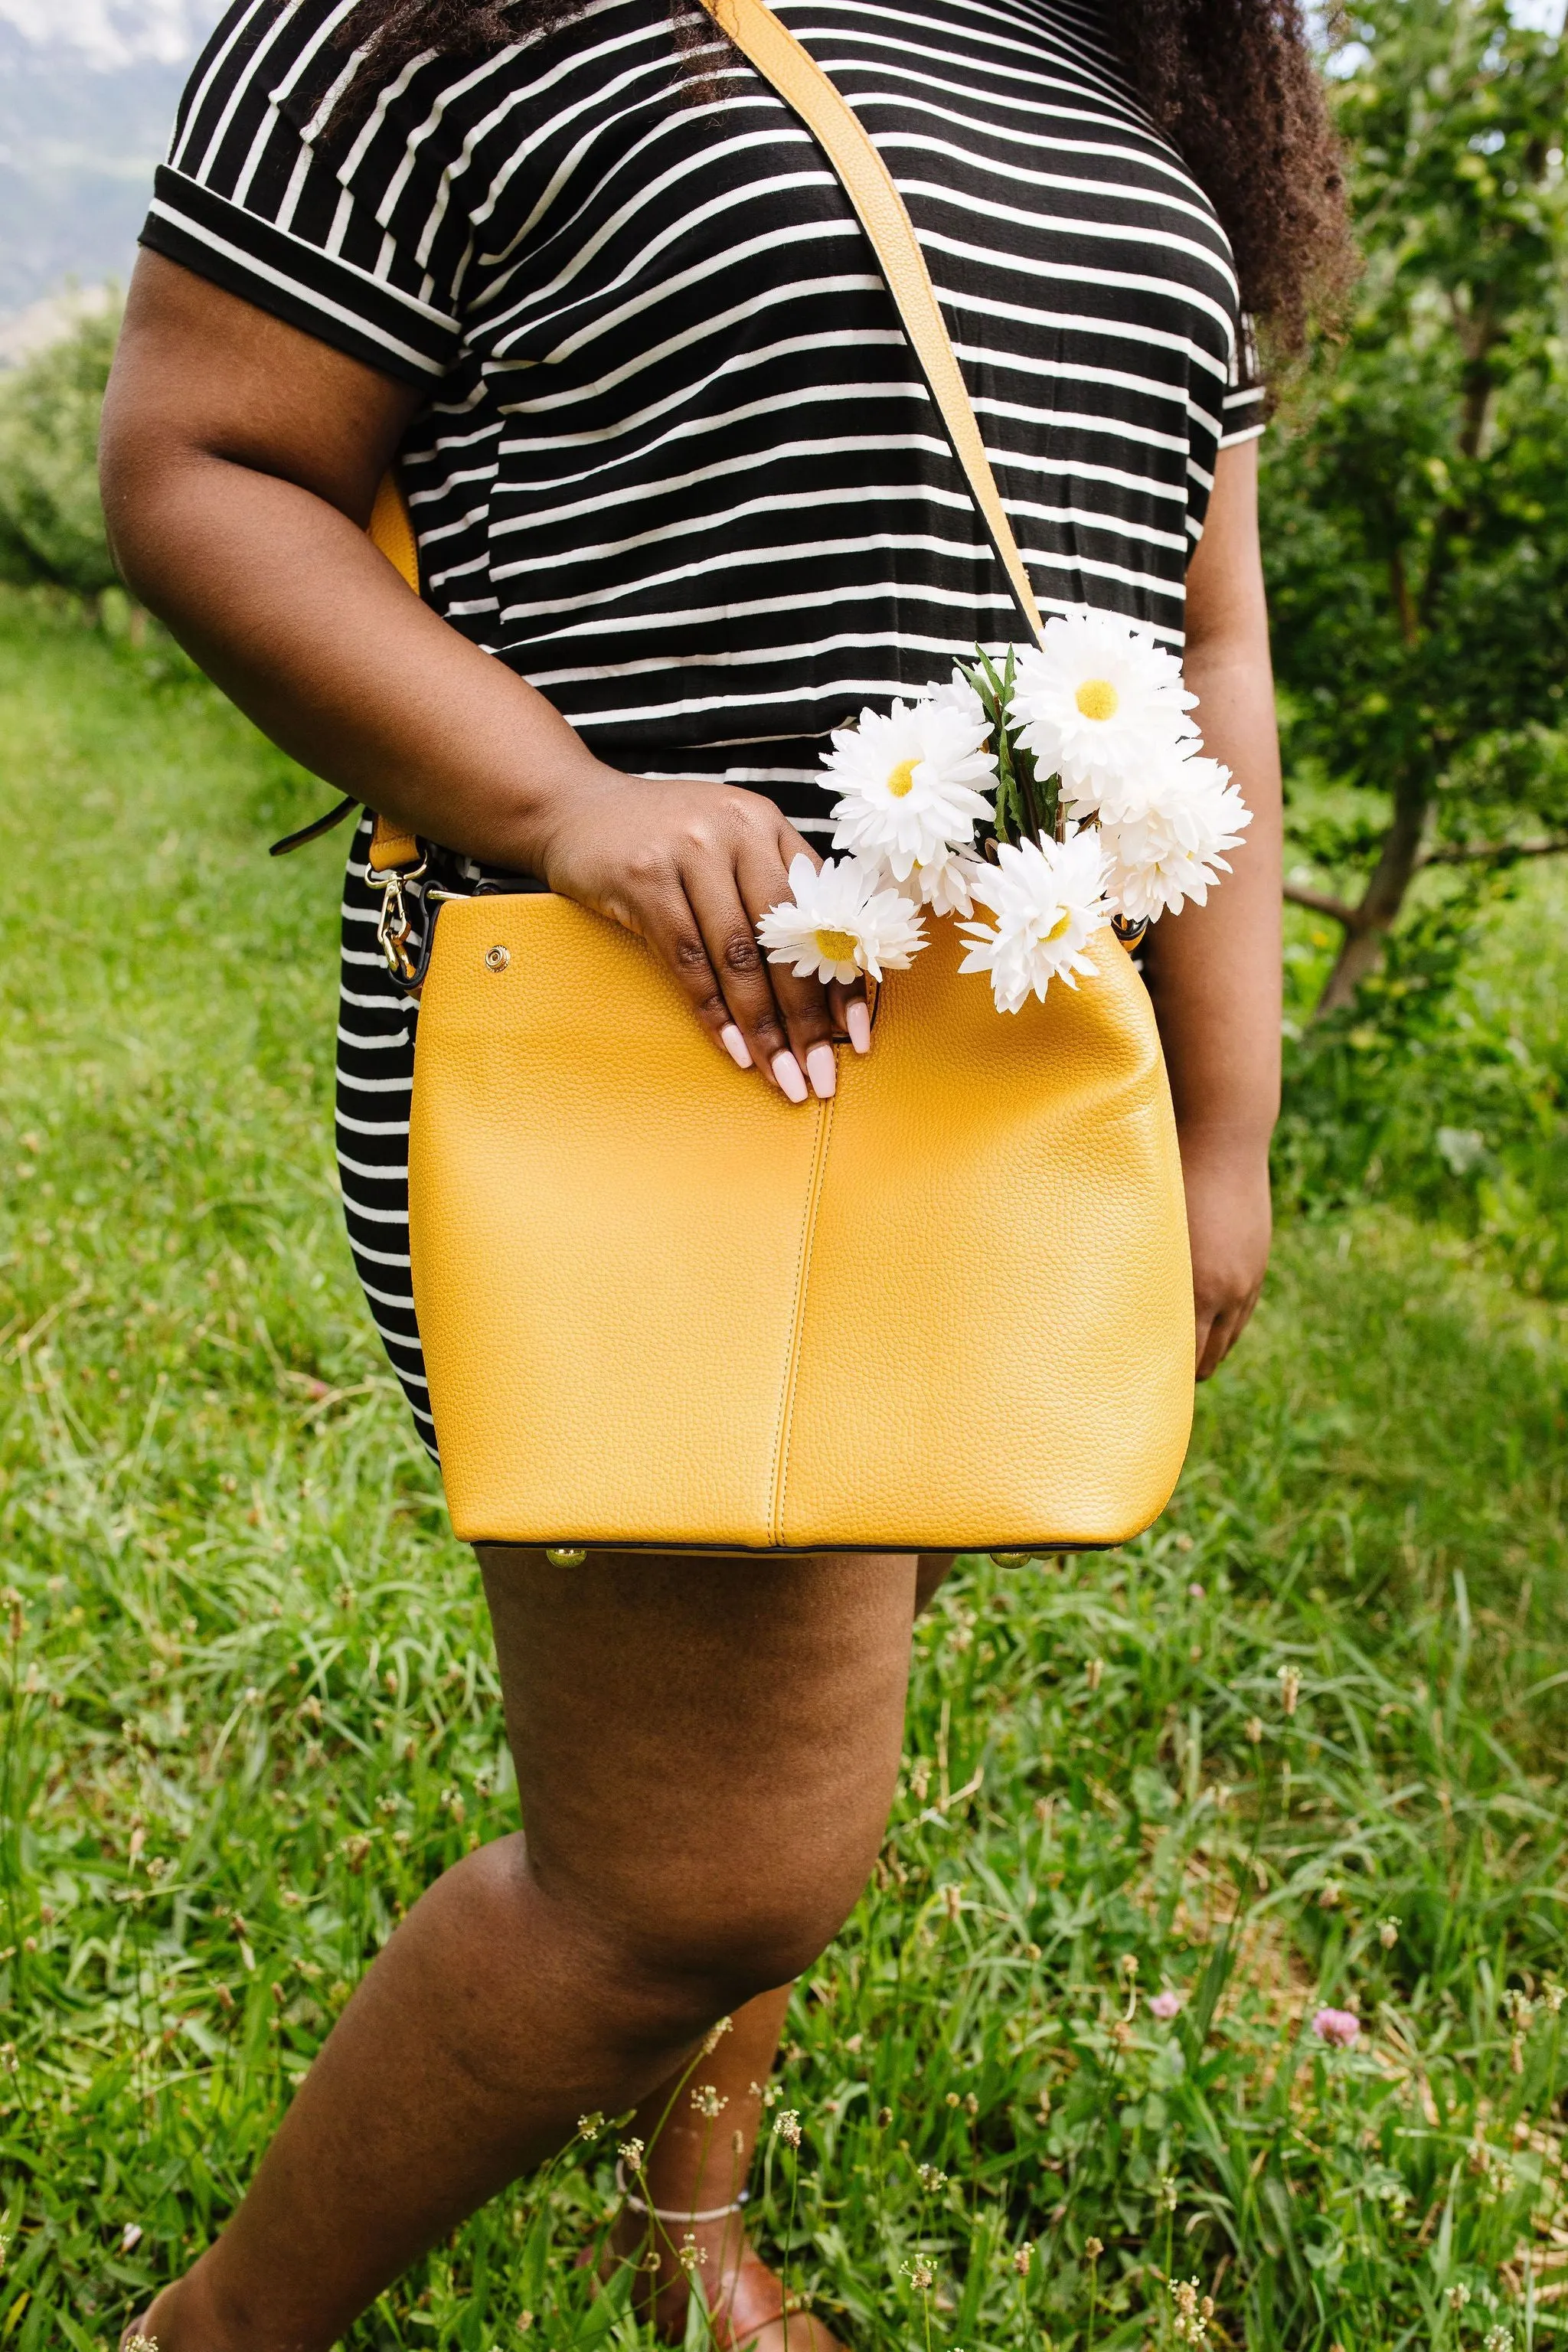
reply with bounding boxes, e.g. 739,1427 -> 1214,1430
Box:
101,0 -> 1344,2337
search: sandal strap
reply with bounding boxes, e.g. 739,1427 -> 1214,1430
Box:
615,2158 -> 749,2224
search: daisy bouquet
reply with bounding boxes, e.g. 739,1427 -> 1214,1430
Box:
756,606 -> 1251,1014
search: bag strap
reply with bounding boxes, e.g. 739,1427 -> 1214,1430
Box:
363,475 -> 423,874
351,0 -> 1045,883
697,0 -> 1044,645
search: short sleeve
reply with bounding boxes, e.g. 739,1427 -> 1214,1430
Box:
140,0 -> 468,384
1218,312 -> 1265,449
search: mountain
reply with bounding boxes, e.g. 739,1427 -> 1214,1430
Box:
0,0 -> 223,320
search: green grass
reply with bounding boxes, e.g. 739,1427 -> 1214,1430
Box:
3,588 -> 1568,2351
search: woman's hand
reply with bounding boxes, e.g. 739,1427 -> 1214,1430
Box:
533,768 -> 867,1101
1180,1126 -> 1273,1379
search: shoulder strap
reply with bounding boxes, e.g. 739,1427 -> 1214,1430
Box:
364,478 -> 423,873
696,0 -> 1044,646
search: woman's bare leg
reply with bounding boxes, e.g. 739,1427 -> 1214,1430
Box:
596,1983 -> 835,2349
593,1553 -> 954,2348
130,1547 -> 919,2352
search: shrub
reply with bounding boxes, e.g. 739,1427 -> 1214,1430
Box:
0,302 -> 120,599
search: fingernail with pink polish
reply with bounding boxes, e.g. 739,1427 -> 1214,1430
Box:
846,1001 -> 871,1055
806,1043 -> 837,1100
720,1023 -> 753,1071
771,1050 -> 808,1103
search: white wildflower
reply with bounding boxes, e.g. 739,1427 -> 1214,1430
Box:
1011,608 -> 1197,799
756,854 -> 926,986
1170,2277 -> 1214,2344
1093,753 -> 1251,924
957,828 -> 1111,1013
822,695 -> 996,882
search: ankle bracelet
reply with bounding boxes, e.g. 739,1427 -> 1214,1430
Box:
615,2158 -> 749,2226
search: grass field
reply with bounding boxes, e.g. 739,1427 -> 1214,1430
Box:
4,589 -> 1568,2351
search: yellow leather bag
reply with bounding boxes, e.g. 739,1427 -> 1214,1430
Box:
364,0 -> 1195,1553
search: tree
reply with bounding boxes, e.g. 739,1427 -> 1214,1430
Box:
0,302 -> 120,601
1263,0 -> 1568,1014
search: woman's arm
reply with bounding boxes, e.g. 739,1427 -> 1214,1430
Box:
1143,439 -> 1282,1378
99,253 -> 861,1102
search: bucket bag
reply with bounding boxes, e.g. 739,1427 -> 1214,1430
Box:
342,0 -> 1196,1553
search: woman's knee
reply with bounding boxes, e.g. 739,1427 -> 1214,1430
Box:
644,1875 -> 867,2013
528,1811 -> 880,2028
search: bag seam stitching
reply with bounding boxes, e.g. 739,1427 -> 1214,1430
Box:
768,1094 -> 835,1547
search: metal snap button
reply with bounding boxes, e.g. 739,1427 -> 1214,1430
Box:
485,945 -> 510,972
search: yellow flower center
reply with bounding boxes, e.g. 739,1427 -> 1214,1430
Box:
886,757 -> 920,798
1075,678 -> 1119,722
1037,911 -> 1073,946
815,927 -> 860,963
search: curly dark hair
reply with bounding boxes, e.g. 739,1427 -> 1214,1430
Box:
1114,0 -> 1352,368
332,0 -> 1351,372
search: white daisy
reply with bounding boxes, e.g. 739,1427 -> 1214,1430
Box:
1098,754 -> 1252,923
920,665 -> 989,731
957,827 -> 1112,1013
911,844 -> 989,918
822,695 -> 997,881
1011,609 -> 1197,802
756,853 -> 927,986
867,843 -> 988,920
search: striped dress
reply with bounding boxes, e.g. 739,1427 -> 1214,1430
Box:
144,0 -> 1263,1457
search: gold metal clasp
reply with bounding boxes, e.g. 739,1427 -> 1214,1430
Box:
371,858 -> 427,983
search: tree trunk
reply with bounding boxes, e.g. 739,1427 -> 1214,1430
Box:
1315,775 -> 1431,1016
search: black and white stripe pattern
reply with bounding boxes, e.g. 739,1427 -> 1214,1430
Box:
335,823 -> 433,1445
146,0 -> 1263,1455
